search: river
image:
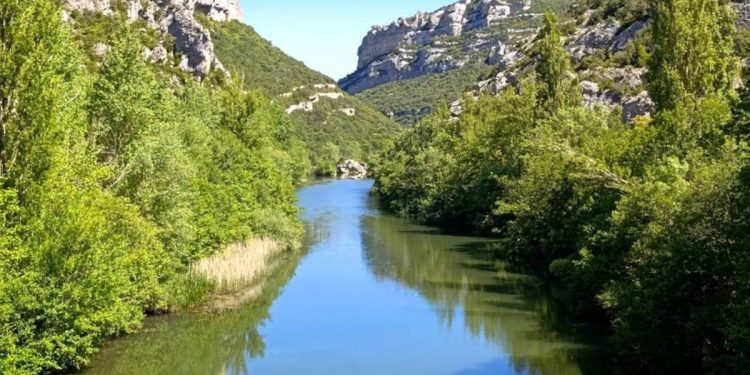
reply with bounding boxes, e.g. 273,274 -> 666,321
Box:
82,180 -> 608,375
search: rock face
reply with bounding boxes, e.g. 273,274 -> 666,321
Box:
195,0 -> 243,22
63,0 -> 242,78
568,21 -> 622,60
736,2 -> 750,28
337,160 -> 368,180
64,0 -> 112,14
340,0 -> 532,94
475,14 -> 656,121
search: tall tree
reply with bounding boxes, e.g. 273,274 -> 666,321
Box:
535,10 -> 581,115
88,24 -> 160,179
0,0 -> 86,193
648,0 -> 737,111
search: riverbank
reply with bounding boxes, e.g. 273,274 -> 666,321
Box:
79,179 -> 608,375
192,238 -> 290,312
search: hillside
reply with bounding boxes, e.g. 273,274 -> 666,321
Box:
342,0 -> 575,124
205,20 -> 401,174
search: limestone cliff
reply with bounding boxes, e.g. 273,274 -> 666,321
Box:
340,0 -> 533,94
348,0 -> 750,124
62,0 -> 243,78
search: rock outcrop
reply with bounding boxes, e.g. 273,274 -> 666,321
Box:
284,87 -> 348,114
63,0 -> 242,78
477,14 -> 656,121
340,0 -> 533,94
346,0 -> 750,124
337,160 -> 368,180
195,0 -> 243,22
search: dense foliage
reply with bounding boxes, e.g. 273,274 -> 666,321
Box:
206,19 -> 400,175
374,3 -> 750,374
0,1 -> 310,373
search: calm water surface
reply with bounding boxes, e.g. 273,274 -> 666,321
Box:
83,180 -> 608,375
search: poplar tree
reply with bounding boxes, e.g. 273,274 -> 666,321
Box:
0,0 -> 86,192
648,0 -> 738,111
535,11 -> 581,115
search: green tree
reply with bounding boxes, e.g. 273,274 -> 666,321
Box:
0,0 -> 85,193
648,0 -> 737,111
535,10 -> 581,115
0,2 -> 167,373
88,24 -> 161,176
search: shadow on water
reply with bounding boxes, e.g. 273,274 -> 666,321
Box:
361,196 -> 610,375
79,239 -> 309,375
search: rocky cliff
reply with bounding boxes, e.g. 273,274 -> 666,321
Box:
476,1 -> 750,122
347,0 -> 750,124
62,0 -> 243,78
340,0 -> 535,94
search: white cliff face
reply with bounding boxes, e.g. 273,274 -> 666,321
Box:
340,0 -> 531,94
63,0 -> 112,14
195,0 -> 243,22
63,0 -> 242,78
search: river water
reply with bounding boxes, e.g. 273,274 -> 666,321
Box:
82,180 -> 608,375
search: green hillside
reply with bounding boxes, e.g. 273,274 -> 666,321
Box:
357,64 -> 493,124
351,0 -> 575,124
206,19 -> 401,174
206,19 -> 333,96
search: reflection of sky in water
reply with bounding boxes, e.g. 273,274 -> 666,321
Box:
245,180 -> 603,375
82,180 -> 605,375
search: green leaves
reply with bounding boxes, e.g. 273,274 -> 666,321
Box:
649,0 -> 738,112
373,4 -> 749,373
0,3 -> 308,373
535,10 -> 582,115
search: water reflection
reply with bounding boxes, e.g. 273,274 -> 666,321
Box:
80,245 -> 305,375
361,200 -> 607,375
80,181 -> 607,375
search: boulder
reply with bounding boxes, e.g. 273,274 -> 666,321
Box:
339,108 -> 357,116
92,42 -> 111,58
622,91 -> 654,122
337,160 -> 368,180
150,46 -> 169,63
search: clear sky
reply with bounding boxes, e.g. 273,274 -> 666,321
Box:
240,0 -> 450,80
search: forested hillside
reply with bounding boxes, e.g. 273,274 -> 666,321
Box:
373,3 -> 750,374
205,19 -> 401,175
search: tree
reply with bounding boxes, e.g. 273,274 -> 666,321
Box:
535,10 -> 581,115
0,0 -> 86,193
88,24 -> 161,177
648,0 -> 738,111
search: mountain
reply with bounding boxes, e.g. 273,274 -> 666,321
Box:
64,0 -> 400,174
63,0 -> 245,78
343,0 -> 750,124
204,20 -> 400,173
340,0 -> 574,123
477,0 -> 750,122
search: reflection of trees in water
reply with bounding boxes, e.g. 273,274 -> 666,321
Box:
302,210 -> 336,249
82,249 -> 305,375
361,213 -> 606,375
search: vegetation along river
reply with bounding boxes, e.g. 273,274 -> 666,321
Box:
82,180 -> 609,375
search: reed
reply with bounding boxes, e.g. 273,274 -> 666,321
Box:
193,238 -> 283,294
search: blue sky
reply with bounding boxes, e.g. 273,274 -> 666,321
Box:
240,0 -> 450,80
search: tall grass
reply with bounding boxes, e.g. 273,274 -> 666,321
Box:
193,238 -> 283,294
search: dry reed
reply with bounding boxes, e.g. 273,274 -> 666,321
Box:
193,238 -> 283,294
